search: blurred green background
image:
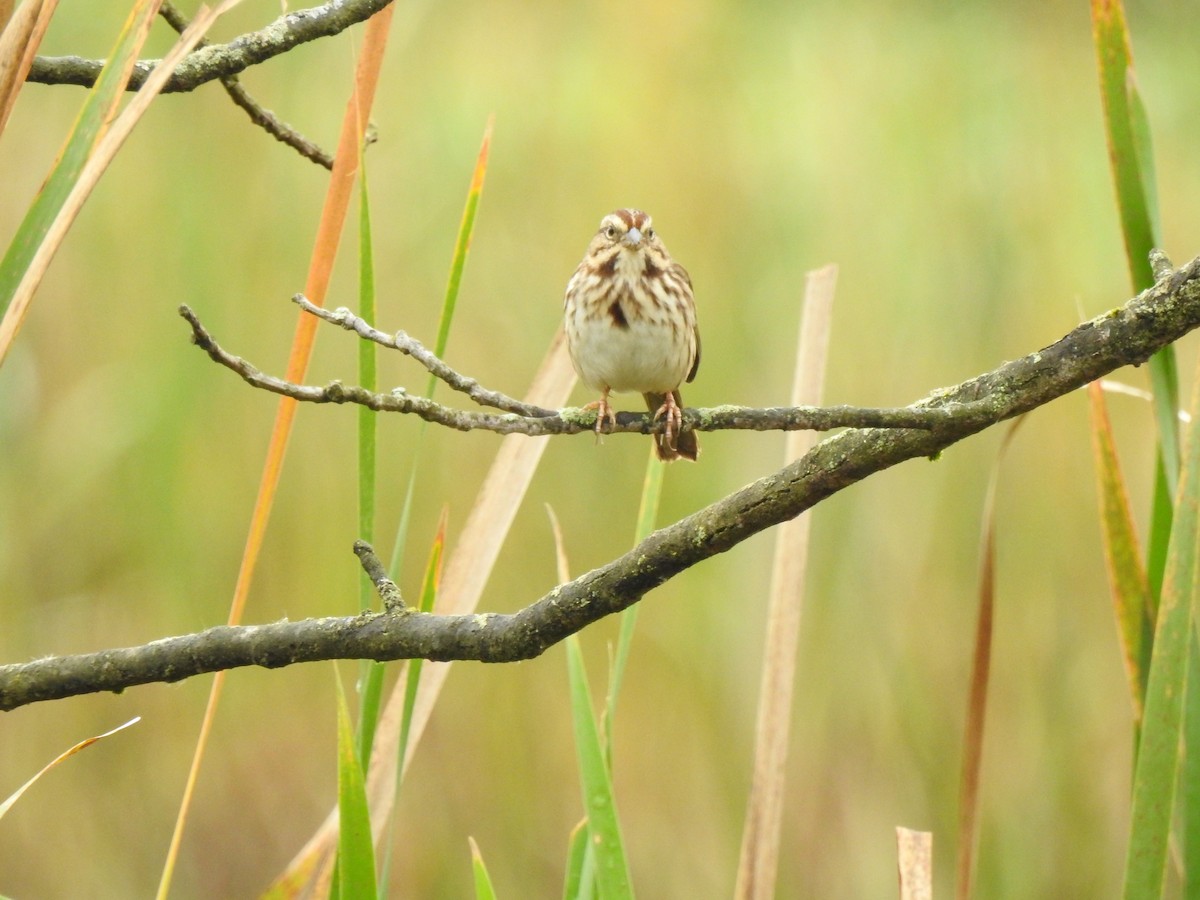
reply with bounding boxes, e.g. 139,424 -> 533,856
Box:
3,1 -> 1199,896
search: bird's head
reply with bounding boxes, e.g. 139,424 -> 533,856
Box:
598,208 -> 656,253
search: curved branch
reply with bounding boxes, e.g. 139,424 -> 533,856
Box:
178,303 -> 966,435
2,252 -> 1197,710
27,0 -> 394,94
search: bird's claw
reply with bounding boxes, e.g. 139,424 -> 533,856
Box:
583,392 -> 617,438
653,393 -> 683,451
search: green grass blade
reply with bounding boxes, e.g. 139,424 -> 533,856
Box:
0,3 -> 153,316
354,140 -> 388,773
1125,69 -> 1160,259
1091,0 -> 1160,277
398,512 -> 447,767
567,635 -> 634,900
1091,0 -> 1177,529
334,666 -> 378,900
1185,635 -> 1200,895
357,148 -> 379,603
380,116 -> 494,797
1088,383 -> 1154,725
605,449 -> 664,735
1147,459 -> 1174,601
388,116 -> 495,574
425,114 -> 494,398
1093,5 -> 1193,890
562,820 -> 593,900
1122,379 -> 1200,897
469,837 -> 499,900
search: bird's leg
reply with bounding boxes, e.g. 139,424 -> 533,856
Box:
582,388 -> 617,437
652,391 -> 683,451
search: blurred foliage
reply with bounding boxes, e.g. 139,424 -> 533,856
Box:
2,1 -> 1199,897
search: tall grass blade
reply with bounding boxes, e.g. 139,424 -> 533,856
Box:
562,819 -> 592,900
0,0 -> 234,365
357,151 -> 379,605
736,264 -> 835,900
161,11 -> 395,898
334,667 -> 377,900
955,417 -> 1025,900
392,329 -> 574,772
1091,0 -> 1160,282
271,329 -> 577,888
1091,4 -> 1197,890
1088,382 -> 1154,725
388,115 -> 497,578
397,509 -> 447,768
426,114 -> 494,397
0,0 -> 58,138
1187,644 -> 1200,895
0,0 -> 144,322
1122,371 -> 1200,897
603,451 -> 663,741
354,142 -> 388,773
469,837 -> 499,900
545,506 -> 602,897
567,635 -> 634,900
387,114 -> 495,759
1090,0 -> 1176,550
0,717 -> 139,820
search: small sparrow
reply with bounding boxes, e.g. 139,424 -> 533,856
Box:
563,209 -> 701,461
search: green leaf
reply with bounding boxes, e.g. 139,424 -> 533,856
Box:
425,115 -> 495,398
1184,635 -> 1200,895
1091,0 -> 1159,281
388,116 -> 495,575
562,820 -> 593,900
335,666 -> 377,900
1122,380 -> 1200,897
357,148 -> 379,588
567,636 -> 634,900
396,511 -> 447,797
1125,68 -> 1160,264
1091,0 -> 1178,578
604,449 -> 664,737
0,3 -> 155,316
355,139 -> 386,772
469,837 -> 499,900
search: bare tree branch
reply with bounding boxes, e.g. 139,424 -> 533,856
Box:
178,302 -> 968,436
2,251 -> 1196,711
159,1 -> 334,169
27,0 -> 393,94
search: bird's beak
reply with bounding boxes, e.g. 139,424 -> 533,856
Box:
622,228 -> 643,248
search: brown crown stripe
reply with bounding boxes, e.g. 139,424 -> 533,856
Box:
612,208 -> 649,230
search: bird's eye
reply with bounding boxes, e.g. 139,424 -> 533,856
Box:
645,227 -> 655,239
603,225 -> 618,240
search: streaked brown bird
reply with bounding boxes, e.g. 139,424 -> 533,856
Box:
563,209 -> 701,461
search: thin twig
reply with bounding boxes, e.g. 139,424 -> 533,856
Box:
180,303 -> 969,435
353,539 -> 406,613
158,1 -> 333,169
293,295 -> 543,415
